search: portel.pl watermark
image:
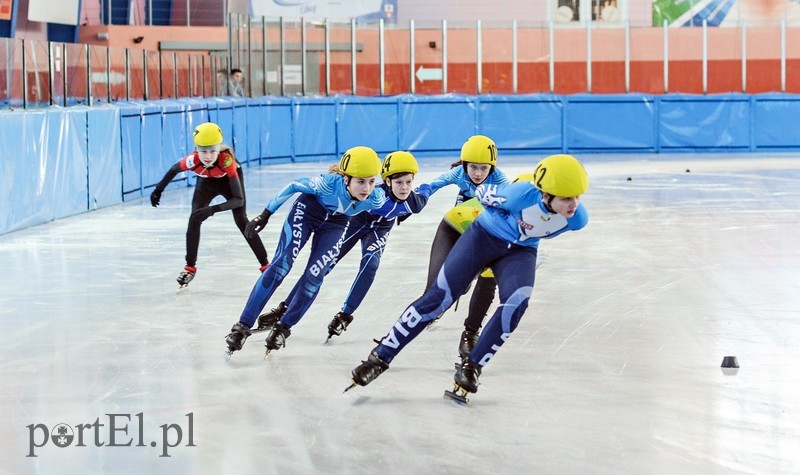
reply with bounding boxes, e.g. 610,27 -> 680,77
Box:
27,412 -> 195,458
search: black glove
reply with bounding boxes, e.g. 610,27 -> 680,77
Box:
245,209 -> 272,238
150,188 -> 162,207
191,207 -> 216,223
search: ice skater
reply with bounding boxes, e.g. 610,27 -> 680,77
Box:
252,151 -> 433,342
149,122 -> 269,289
224,146 -> 386,357
346,154 -> 590,403
440,172 -> 537,364
421,135 -> 508,342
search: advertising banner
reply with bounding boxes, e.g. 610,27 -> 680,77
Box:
249,0 -> 397,23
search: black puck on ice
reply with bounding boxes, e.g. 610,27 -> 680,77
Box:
626,177 -> 632,181
685,169 -> 691,173
721,356 -> 739,368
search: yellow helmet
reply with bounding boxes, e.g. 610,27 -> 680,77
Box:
512,172 -> 535,184
460,135 -> 498,165
381,151 -> 419,180
532,154 -> 589,197
193,122 -> 223,147
339,146 -> 381,178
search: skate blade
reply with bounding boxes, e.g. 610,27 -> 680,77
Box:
343,380 -> 357,393
443,383 -> 470,404
443,389 -> 469,405
224,348 -> 235,361
176,285 -> 190,295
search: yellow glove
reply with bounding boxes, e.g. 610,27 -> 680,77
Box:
443,198 -> 485,233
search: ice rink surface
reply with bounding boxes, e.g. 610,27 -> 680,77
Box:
1,153 -> 799,474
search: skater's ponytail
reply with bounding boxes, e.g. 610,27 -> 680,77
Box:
328,164 -> 342,175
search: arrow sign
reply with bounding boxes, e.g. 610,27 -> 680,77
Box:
415,65 -> 443,82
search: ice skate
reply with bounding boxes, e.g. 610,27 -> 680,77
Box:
445,358 -> 482,403
263,322 -> 291,358
225,322 -> 252,358
454,329 -> 480,370
176,265 -> 197,292
443,383 -> 471,404
344,348 -> 390,392
252,301 -> 287,333
325,311 -> 353,343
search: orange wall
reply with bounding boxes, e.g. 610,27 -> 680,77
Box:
79,25 -> 228,52
76,25 -> 800,95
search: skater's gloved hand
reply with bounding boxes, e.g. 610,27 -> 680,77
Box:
245,209 -> 272,238
150,188 -> 162,207
191,207 -> 216,223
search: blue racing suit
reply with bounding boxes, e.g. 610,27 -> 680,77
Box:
279,182 -> 432,318
373,181 -> 588,369
238,174 -> 386,328
428,165 -> 509,204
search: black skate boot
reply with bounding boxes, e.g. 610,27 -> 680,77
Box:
458,329 -> 480,360
263,322 -> 291,358
345,349 -> 390,391
177,265 -> 197,289
326,312 -> 354,342
252,301 -> 287,333
445,358 -> 482,404
225,322 -> 252,357
455,359 -> 482,393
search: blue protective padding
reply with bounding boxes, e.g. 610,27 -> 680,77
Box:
231,98 -> 249,164
478,95 -> 563,152
205,98 -> 234,144
139,105 -> 164,192
0,109 -> 89,234
399,95 -> 476,152
261,97 -> 293,161
119,108 -> 143,197
566,94 -> 657,151
184,98 -> 210,151
0,110 -> 48,233
293,97 -> 337,158
245,97 -> 266,165
659,94 -> 750,150
752,93 -> 800,149
159,101 -> 187,189
87,107 -> 122,210
337,95 -> 399,155
47,108 -> 90,219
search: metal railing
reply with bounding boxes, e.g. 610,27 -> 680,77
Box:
0,38 -> 232,108
5,17 -> 800,108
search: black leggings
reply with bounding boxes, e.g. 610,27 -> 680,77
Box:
425,219 -> 496,332
185,169 -> 269,268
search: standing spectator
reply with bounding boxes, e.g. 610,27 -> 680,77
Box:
228,68 -> 245,97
